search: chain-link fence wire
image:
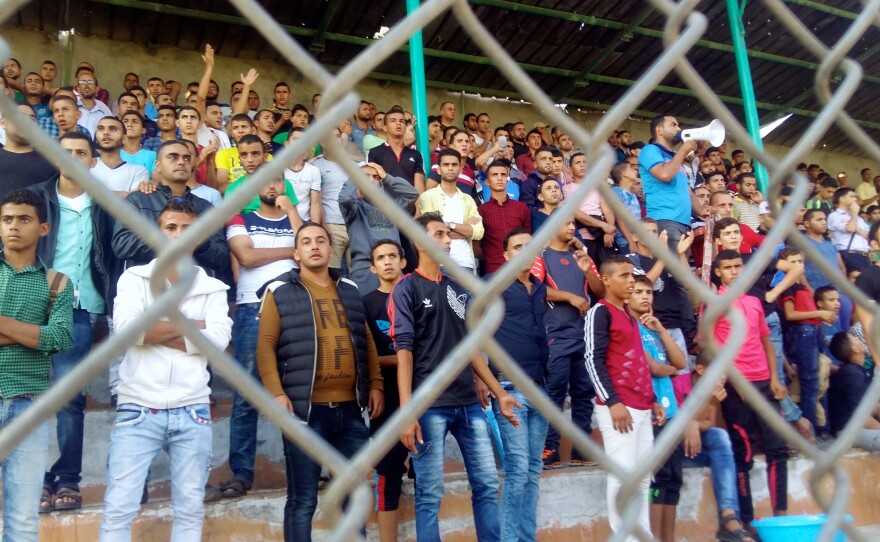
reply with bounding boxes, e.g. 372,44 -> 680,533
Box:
0,0 -> 878,540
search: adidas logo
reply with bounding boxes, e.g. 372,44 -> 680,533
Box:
409,156 -> 415,162
422,298 -> 433,308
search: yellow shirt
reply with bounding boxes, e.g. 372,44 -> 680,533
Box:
215,148 -> 273,185
856,181 -> 878,212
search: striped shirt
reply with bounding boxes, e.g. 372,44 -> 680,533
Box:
0,253 -> 74,397
732,194 -> 761,231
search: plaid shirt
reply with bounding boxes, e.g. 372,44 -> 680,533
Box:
478,196 -> 531,273
37,117 -> 91,139
0,253 -> 74,397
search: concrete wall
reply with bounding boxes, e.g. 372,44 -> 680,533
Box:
3,24 -> 878,181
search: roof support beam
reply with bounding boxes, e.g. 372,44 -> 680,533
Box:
308,0 -> 343,53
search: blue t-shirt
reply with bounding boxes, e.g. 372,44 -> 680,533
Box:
121,149 -> 158,177
611,185 -> 640,247
541,247 -> 589,347
639,143 -> 691,226
481,178 -> 519,203
639,323 -> 679,418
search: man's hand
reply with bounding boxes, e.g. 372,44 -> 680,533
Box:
202,44 -> 215,67
202,137 -> 220,157
658,229 -> 669,247
496,392 -> 522,428
573,249 -> 594,276
367,162 -> 387,180
568,293 -> 589,317
275,195 -> 296,214
609,402 -> 633,433
401,421 -> 423,453
770,377 -> 788,401
712,381 -> 728,402
679,139 -> 698,155
639,313 -> 664,333
475,378 -> 491,408
368,389 -> 384,420
849,201 -> 861,216
682,420 -> 702,458
677,230 -> 695,255
750,191 -> 764,204
818,310 -> 837,325
280,109 -> 292,121
274,394 -> 293,414
241,68 -> 259,87
652,402 -> 667,426
603,232 -> 615,248
137,181 -> 158,194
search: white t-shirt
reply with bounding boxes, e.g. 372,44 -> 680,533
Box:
284,163 -> 322,221
90,159 -> 149,192
827,208 -> 870,252
191,184 -> 222,206
441,192 -> 473,268
226,212 -> 296,304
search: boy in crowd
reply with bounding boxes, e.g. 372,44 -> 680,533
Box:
100,200 -> 233,540
814,286 -> 844,364
828,332 -> 880,452
628,275 -> 686,542
0,189 -> 74,542
778,247 -> 836,430
712,250 -> 790,538
362,240 -> 409,542
585,255 -> 663,540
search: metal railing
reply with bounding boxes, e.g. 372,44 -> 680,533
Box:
1,0 -> 879,540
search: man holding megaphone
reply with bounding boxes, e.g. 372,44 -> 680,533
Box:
639,115 -> 712,252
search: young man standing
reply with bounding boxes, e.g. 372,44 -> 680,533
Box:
283,128 -> 323,224
389,212 -> 519,542
367,108 -> 426,193
856,167 -> 878,211
40,94 -> 90,139
530,176 -> 563,233
518,146 -> 556,210
21,72 -> 51,122
362,240 -> 409,542
489,228 -> 550,541
585,255 -> 663,540
610,161 -> 642,253
119,111 -> 158,178
100,199 -> 232,541
827,187 -> 872,271
92,116 -> 149,195
478,161 -> 531,273
144,105 -> 179,152
31,133 -> 116,514
712,250 -> 790,537
536,217 -> 604,467
256,222 -> 384,541
75,69 -> 112,137
0,189 -> 74,542
731,173 -> 763,231
219,176 -> 300,499
514,129 -> 543,177
418,149 -> 484,273
801,209 -> 848,291
351,100 -> 376,150
0,104 -> 57,199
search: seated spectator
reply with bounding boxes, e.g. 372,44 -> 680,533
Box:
828,332 -> 880,451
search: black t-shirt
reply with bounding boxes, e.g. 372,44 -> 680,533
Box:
628,252 -> 693,330
367,144 -> 425,186
827,362 -> 869,435
362,288 -> 399,406
0,149 -> 57,200
711,253 -> 779,317
512,141 -> 529,158
855,264 -> 880,303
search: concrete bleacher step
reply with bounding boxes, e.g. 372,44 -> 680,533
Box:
18,450 -> 880,541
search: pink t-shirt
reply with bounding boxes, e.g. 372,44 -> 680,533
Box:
563,181 -> 604,240
711,288 -> 771,382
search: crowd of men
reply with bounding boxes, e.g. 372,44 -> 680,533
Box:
1,47 -> 879,542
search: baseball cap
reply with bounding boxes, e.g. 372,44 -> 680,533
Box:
534,121 -> 548,129
758,201 -> 771,215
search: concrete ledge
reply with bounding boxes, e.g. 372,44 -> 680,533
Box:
21,450 -> 880,541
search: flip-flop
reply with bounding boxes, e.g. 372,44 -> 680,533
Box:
39,485 -> 53,515
53,485 -> 82,512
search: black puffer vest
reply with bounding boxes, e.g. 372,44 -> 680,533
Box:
259,268 -> 370,421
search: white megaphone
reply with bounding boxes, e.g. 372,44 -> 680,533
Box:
680,119 -> 725,147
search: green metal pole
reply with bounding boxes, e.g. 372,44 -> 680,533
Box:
406,0 -> 430,169
726,0 -> 769,194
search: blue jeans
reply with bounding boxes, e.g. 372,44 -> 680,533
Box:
412,403 -> 501,542
1,397 -> 48,542
766,312 -> 802,423
228,303 -> 260,485
492,384 -> 548,542
100,403 -> 213,542
45,309 -> 94,489
282,402 -> 369,542
682,427 -> 739,522
785,324 -> 822,429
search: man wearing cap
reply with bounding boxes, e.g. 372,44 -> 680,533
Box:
639,115 -> 706,251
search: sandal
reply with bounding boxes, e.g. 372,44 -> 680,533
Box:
219,477 -> 251,499
716,513 -> 758,542
40,485 -> 54,514
53,484 -> 82,511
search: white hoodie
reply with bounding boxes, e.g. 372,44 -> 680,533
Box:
114,260 -> 233,409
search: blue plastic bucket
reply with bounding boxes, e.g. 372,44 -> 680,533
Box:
752,514 -> 852,542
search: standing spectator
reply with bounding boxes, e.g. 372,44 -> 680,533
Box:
827,332 -> 880,451
0,104 -> 57,199
530,176 -> 564,233
478,161 -> 531,273
856,222 -> 880,303
119,111 -> 158,178
610,161 -> 641,253
806,177 -> 837,215
488,229 -> 549,541
214,114 -> 258,189
100,199 -> 232,541
390,212 -> 519,542
519,146 -> 556,209
731,173 -> 763,231
312,145 -> 355,272
219,176 -> 300,500
31,133 -> 115,514
564,152 -> 617,264
91,116 -> 149,195
639,115 -> 704,250
710,192 -> 764,253
536,218 -> 604,467
39,93 -> 91,139
144,105 -> 179,152
418,149 -> 483,273
75,68 -> 111,137
828,187 -> 872,271
514,129 -> 544,177
338,163 -> 418,292
351,100 -> 376,150
283,128 -> 323,223
438,101 -> 456,127
21,72 -> 51,122
585,255 -> 663,540
256,222 -> 384,540
362,240 -> 408,542
0,189 -> 74,542
801,209 -> 847,289
368,109 -> 425,192
856,167 -> 878,211
712,250 -> 790,538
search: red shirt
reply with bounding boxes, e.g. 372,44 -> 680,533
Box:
712,287 -> 771,382
478,197 -> 531,273
515,153 -> 537,176
780,284 -> 820,325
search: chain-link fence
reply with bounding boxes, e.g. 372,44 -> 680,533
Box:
1,0 -> 879,540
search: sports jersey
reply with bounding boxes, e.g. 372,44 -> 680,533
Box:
226,212 -> 296,303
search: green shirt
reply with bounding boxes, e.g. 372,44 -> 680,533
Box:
0,253 -> 74,397
224,176 -> 299,214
